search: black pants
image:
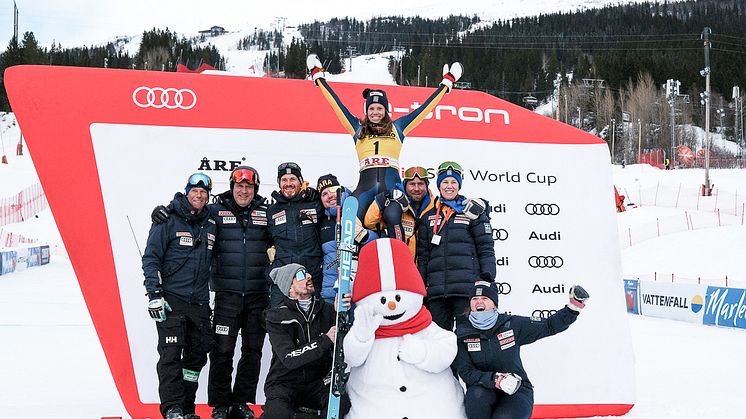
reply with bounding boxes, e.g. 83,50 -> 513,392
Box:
261,381 -> 350,419
208,292 -> 269,407
156,296 -> 212,416
464,385 -> 533,419
427,296 -> 470,331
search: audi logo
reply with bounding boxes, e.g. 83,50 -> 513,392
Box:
495,282 -> 512,294
492,228 -> 509,241
524,203 -> 560,215
132,86 -> 197,110
528,256 -> 564,268
532,309 -> 557,319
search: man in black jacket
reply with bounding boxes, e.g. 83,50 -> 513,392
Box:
266,162 -> 324,307
142,172 -> 217,419
152,167 -> 272,419
262,263 -> 336,419
208,166 -> 270,419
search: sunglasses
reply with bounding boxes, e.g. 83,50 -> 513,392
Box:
437,161 -> 463,177
403,166 -> 428,181
294,268 -> 309,281
186,173 -> 212,191
231,168 -> 258,185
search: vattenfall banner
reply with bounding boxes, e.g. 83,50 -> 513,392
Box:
6,65 -> 633,418
637,281 -> 707,323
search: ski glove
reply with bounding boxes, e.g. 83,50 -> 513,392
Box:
148,297 -> 172,322
306,54 -> 326,81
441,62 -> 464,92
463,198 -> 487,220
495,372 -> 522,395
151,205 -> 171,224
567,285 -> 590,312
351,304 -> 383,342
398,333 -> 427,365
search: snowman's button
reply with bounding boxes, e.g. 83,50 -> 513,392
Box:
399,386 -> 407,392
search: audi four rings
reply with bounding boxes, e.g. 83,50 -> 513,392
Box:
532,309 -> 558,318
132,86 -> 197,109
524,203 -> 560,215
494,282 -> 512,294
528,256 -> 564,268
492,228 -> 509,241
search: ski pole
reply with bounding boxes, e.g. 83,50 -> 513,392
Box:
126,215 -> 143,258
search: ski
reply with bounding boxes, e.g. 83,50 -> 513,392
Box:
326,195 -> 358,419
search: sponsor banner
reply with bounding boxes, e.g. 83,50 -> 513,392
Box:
703,286 -> 746,329
0,250 -> 17,276
638,281 -> 706,323
27,246 -> 42,267
40,245 -> 50,265
624,279 -> 640,314
6,66 -> 633,417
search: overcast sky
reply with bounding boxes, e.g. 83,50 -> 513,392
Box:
2,0 -> 477,47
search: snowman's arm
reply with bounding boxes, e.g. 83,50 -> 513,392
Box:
343,330 -> 375,367
413,325 -> 458,373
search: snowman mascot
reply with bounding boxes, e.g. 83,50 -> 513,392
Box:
343,238 -> 466,419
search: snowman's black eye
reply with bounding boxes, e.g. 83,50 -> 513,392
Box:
380,296 -> 387,304
395,294 -> 401,302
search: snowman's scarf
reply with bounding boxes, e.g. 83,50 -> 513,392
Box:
375,306 -> 433,338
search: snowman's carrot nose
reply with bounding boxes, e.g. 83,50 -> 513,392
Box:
387,301 -> 397,311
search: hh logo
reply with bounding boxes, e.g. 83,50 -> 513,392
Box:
165,336 -> 178,344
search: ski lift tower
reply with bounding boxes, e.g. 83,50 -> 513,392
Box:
700,27 -> 712,196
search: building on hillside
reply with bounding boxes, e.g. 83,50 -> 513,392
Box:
198,26 -> 226,37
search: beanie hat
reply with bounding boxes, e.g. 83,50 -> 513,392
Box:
230,165 -> 260,191
363,88 -> 389,114
277,162 -> 303,183
316,174 -> 341,194
437,168 -> 462,189
352,238 -> 426,303
269,263 -> 305,298
471,273 -> 499,307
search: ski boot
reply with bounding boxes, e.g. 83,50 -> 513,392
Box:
231,403 -> 255,419
211,406 -> 230,419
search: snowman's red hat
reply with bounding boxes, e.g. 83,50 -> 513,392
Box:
352,238 -> 426,303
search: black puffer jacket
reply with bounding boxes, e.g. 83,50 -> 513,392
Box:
142,193 -> 217,304
267,190 -> 324,286
209,191 -> 271,295
416,196 -> 496,299
264,296 -> 335,387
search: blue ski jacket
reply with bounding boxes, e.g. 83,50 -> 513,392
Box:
142,193 -> 217,304
454,307 -> 579,392
318,188 -> 378,301
267,189 -> 325,287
